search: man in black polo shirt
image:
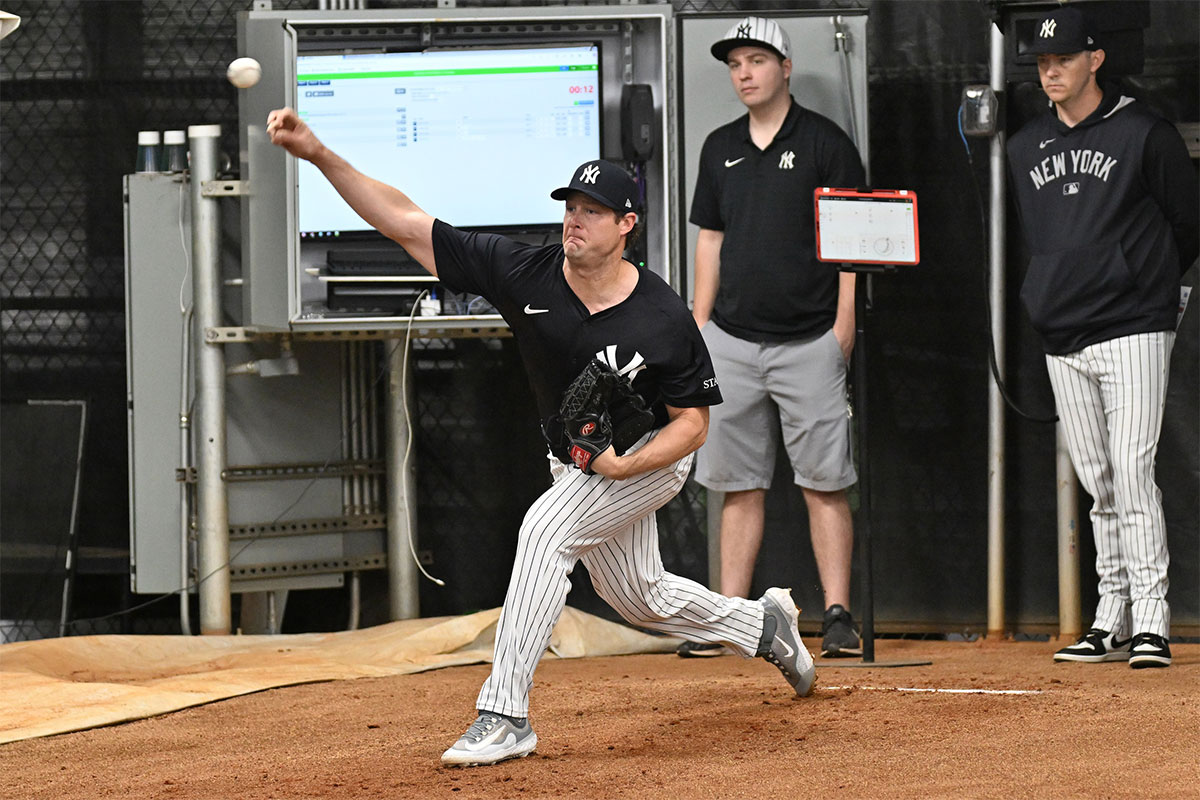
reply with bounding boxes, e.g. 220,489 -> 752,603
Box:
682,16 -> 867,659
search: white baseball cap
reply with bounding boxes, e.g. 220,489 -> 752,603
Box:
711,16 -> 791,62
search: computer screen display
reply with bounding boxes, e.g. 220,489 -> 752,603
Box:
295,44 -> 601,237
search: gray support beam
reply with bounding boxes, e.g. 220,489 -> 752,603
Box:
986,24 -> 1007,638
189,124 -> 232,634
386,338 -> 419,620
1056,424 -> 1082,638
706,490 -> 723,592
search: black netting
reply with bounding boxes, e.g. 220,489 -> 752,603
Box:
3,0 -> 1196,640
0,0 -> 254,638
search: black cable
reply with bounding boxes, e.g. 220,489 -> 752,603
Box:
957,106 -> 1058,424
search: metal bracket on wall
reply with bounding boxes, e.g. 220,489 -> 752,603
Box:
207,326 -> 255,342
231,553 -> 387,581
176,459 -> 384,484
622,21 -> 634,85
229,514 -> 387,541
200,179 -> 250,197
207,325 -> 512,342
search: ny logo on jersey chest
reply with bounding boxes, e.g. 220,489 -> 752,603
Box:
596,344 -> 646,379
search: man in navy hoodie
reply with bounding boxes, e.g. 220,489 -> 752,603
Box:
1008,6 -> 1198,668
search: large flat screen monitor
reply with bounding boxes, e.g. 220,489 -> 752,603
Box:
295,44 -> 601,238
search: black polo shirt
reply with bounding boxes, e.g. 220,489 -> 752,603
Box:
690,98 -> 865,342
431,220 -> 723,429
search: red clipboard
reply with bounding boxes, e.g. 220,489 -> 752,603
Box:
814,187 -> 920,265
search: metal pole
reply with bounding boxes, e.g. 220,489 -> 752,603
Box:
385,338 -> 419,620
1056,424 -> 1082,638
367,342 -> 381,513
854,274 -> 876,662
706,491 -> 722,592
348,570 -> 361,631
179,306 -> 194,635
348,341 -> 362,515
189,124 -> 231,635
986,24 -> 1007,638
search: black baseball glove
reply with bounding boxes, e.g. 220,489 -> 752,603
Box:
545,359 -> 656,474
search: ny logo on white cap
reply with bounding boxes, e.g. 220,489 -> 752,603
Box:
1040,19 -> 1057,38
579,164 -> 600,184
737,21 -> 752,38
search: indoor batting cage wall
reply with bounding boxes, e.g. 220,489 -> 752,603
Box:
2,0 -> 1196,640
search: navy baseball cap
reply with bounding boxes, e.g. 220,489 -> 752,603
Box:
551,160 -> 639,214
1026,6 -> 1098,55
711,16 -> 791,62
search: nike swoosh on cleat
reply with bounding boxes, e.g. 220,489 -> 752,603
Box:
724,157 -> 745,167
523,305 -> 549,315
776,638 -> 795,659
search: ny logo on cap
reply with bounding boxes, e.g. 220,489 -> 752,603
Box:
579,164 -> 600,184
737,21 -> 751,38
1040,19 -> 1057,38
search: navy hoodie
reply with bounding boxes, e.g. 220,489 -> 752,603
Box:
1008,90 -> 1199,355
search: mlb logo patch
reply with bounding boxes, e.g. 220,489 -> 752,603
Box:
1063,182 -> 1080,196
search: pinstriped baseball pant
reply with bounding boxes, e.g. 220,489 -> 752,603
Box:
1045,331 -> 1174,639
476,441 -> 766,718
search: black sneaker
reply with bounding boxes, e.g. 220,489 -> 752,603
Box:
675,641 -> 729,658
1053,628 -> 1131,663
1128,632 -> 1171,669
820,604 -> 862,658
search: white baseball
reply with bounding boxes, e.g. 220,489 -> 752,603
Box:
226,57 -> 261,89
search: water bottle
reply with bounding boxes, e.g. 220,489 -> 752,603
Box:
162,130 -> 188,172
135,131 -> 161,173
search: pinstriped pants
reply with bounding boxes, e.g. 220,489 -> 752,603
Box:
1045,331 -> 1175,639
476,438 -> 766,718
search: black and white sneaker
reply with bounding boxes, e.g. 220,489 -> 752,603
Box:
1128,632 -> 1171,669
1053,628 -> 1131,663
675,641 -> 729,658
441,712 -> 538,767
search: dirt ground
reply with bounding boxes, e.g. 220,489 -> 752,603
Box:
2,637 -> 1196,799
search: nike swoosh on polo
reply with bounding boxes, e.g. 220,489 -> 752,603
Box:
1039,138 -> 1056,149
724,157 -> 745,167
523,304 -> 550,315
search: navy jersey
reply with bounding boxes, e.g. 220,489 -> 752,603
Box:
431,220 -> 723,428
1008,92 -> 1199,354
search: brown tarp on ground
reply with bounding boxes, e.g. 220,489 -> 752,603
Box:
0,607 -> 681,744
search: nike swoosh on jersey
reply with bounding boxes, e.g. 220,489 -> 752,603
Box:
1039,138 -> 1056,149
523,304 -> 550,315
724,157 -> 745,167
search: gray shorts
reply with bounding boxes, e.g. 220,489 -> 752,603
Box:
695,322 -> 856,492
